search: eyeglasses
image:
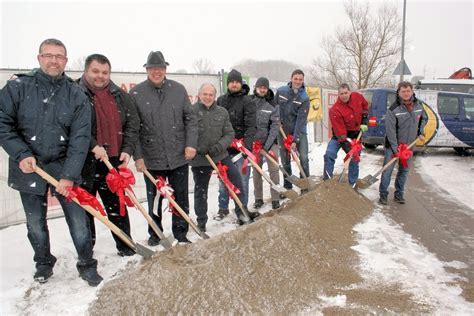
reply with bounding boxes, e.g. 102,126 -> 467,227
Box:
39,53 -> 67,61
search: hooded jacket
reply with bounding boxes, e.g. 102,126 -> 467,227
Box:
251,89 -> 280,151
216,84 -> 256,154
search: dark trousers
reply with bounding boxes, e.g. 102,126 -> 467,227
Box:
83,156 -> 132,252
144,164 -> 189,240
193,156 -> 246,223
278,133 -> 310,189
20,191 -> 97,273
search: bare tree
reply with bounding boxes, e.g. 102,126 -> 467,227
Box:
312,1 -> 402,89
193,58 -> 216,74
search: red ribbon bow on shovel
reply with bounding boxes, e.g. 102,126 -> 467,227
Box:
217,161 -> 240,199
283,134 -> 294,159
343,138 -> 363,162
252,140 -> 263,164
66,186 -> 106,216
155,176 -> 180,217
394,143 -> 413,168
105,167 -> 135,216
230,138 -> 256,174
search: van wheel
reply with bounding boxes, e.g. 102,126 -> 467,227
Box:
363,143 -> 377,150
453,147 -> 467,155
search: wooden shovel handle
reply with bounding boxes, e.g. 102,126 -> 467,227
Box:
279,126 -> 307,178
34,166 -> 138,251
143,169 -> 209,239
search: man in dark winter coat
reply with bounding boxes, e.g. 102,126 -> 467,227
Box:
251,77 -> 281,210
215,69 -> 259,220
131,51 -> 198,244
191,83 -> 249,230
0,38 -> 102,286
276,69 -> 310,191
379,82 -> 427,205
323,83 -> 368,186
78,54 -> 140,256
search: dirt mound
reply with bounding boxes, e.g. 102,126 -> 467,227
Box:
89,180 -> 427,314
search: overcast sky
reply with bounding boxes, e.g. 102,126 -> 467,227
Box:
1,0 -> 472,79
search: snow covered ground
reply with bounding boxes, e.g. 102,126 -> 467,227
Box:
1,143 -> 473,315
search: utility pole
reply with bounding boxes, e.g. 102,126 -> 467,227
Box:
400,0 -> 407,82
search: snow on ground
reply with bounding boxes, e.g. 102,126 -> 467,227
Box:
1,143 -> 473,315
416,148 -> 473,213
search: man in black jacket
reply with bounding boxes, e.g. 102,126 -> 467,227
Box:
131,51 -> 198,244
78,54 -> 140,256
215,69 -> 259,220
0,38 -> 102,286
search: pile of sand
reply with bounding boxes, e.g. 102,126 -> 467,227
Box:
89,181 -> 429,314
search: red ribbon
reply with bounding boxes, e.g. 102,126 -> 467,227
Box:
217,161 -> 240,199
283,133 -> 294,159
66,186 -> 106,216
252,140 -> 263,164
394,143 -> 413,168
343,138 -> 363,162
105,167 -> 135,216
230,138 -> 256,174
155,176 -> 180,217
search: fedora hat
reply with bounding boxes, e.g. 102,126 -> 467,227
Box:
143,51 -> 169,68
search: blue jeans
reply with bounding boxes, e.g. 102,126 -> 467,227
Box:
218,153 -> 250,209
20,191 -> 97,273
193,156 -> 246,223
278,133 -> 309,189
379,146 -> 411,198
323,137 -> 359,185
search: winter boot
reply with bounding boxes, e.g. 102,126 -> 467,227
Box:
272,201 -> 280,210
379,195 -> 388,205
34,256 -> 57,284
247,210 -> 261,220
79,268 -> 103,287
253,199 -> 264,209
394,194 -> 405,204
197,223 -> 206,232
214,208 -> 229,221
117,247 -> 135,257
147,235 -> 161,246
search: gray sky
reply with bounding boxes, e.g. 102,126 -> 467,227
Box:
1,0 -> 472,79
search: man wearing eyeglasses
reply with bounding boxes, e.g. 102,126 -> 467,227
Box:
0,38 -> 102,286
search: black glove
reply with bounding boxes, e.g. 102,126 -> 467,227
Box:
340,141 -> 351,154
208,144 -> 223,157
197,147 -> 209,155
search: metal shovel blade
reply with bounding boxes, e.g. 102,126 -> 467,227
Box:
357,175 -> 378,189
135,243 -> 156,259
159,235 -> 175,249
289,176 -> 309,189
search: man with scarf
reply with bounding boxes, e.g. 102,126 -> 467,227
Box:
323,83 -> 368,186
379,81 -> 427,205
78,54 -> 140,256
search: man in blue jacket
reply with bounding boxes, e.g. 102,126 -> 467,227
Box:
276,70 -> 310,192
0,38 -> 102,286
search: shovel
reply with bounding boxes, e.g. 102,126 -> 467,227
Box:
247,153 -> 299,200
279,127 -> 318,190
205,155 -> 252,224
357,139 -> 418,189
259,150 -> 308,190
103,159 -> 174,249
338,132 -> 363,183
142,169 -> 210,240
34,167 -> 155,259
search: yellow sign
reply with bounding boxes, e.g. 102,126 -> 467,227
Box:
306,86 -> 323,122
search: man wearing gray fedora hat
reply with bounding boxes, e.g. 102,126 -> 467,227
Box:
131,51 -> 198,244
